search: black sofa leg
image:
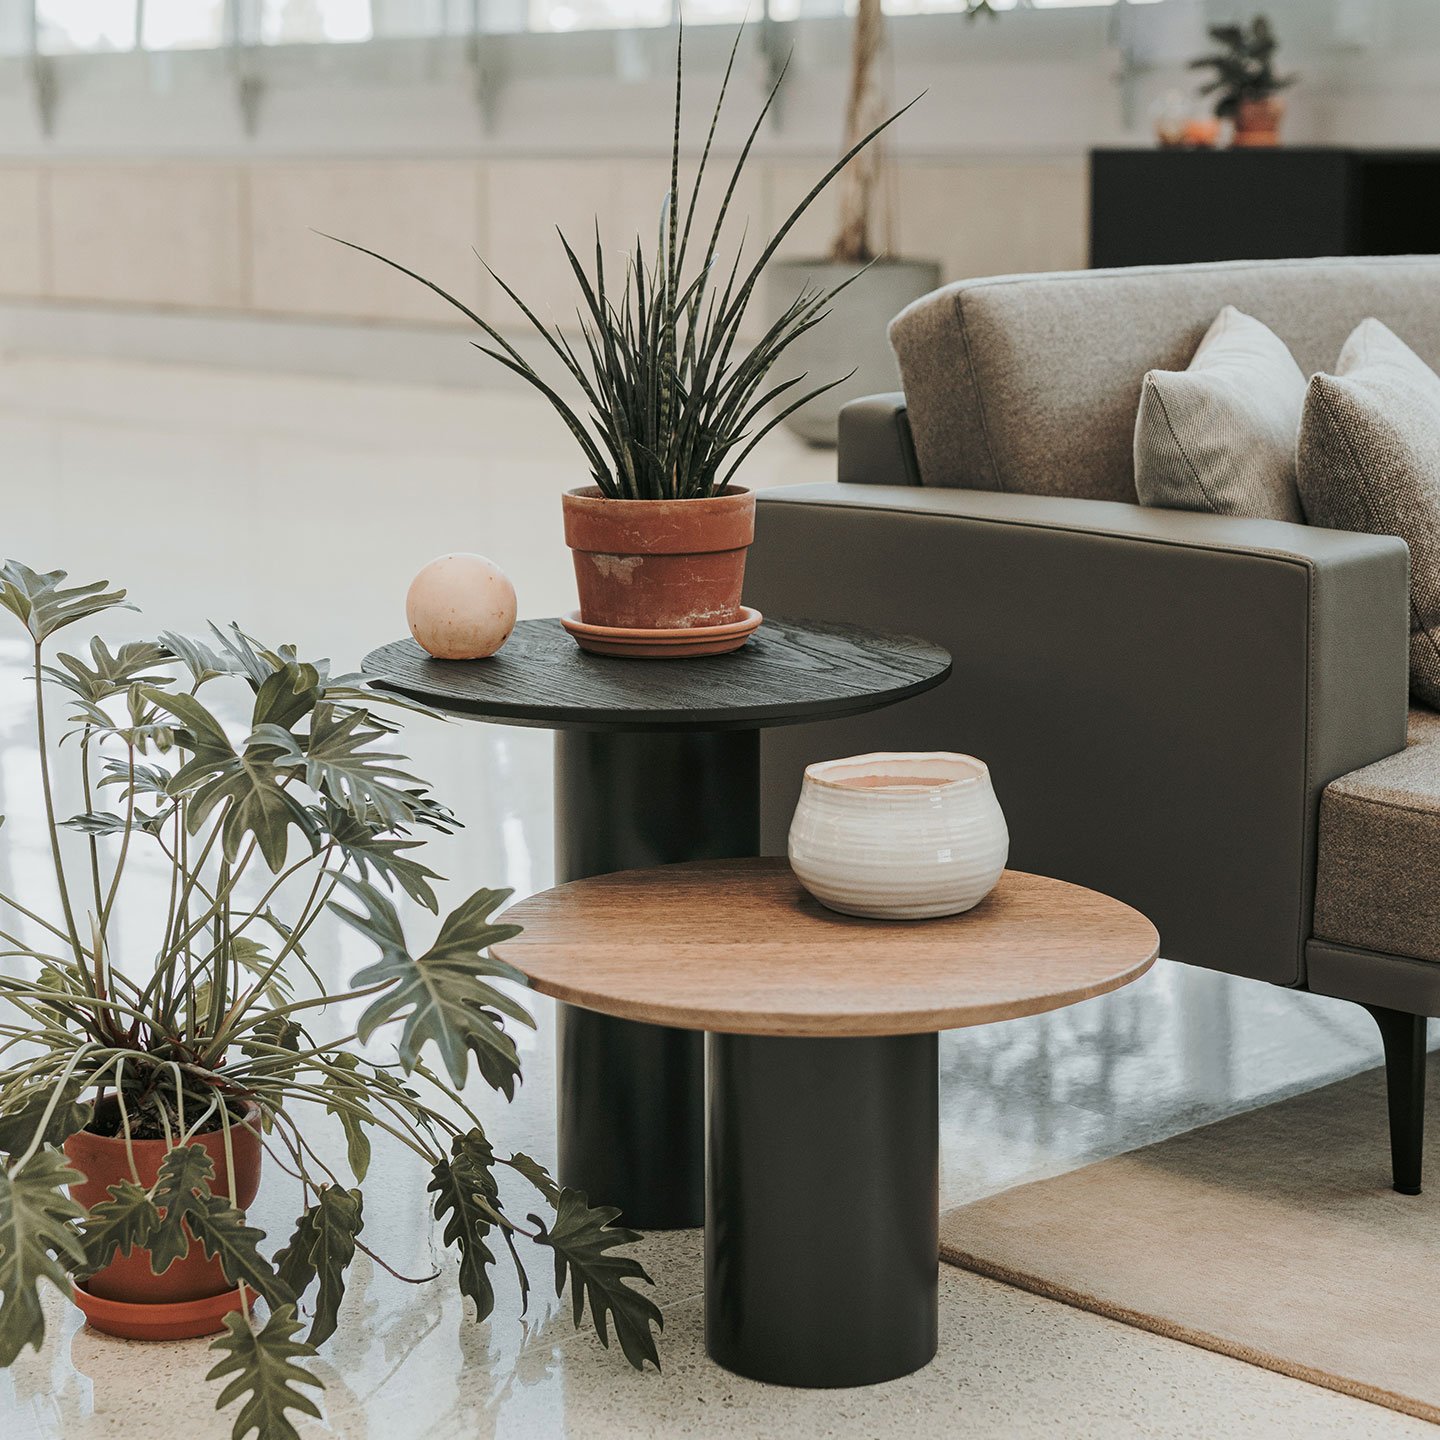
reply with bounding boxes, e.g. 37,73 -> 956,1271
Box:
1363,1005 -> 1428,1195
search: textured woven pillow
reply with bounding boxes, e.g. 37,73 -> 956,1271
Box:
1134,305 -> 1306,520
1297,318 -> 1440,709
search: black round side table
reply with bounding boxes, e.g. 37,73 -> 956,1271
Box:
363,616 -> 951,1228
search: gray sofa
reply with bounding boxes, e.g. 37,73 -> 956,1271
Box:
746,255 -> 1440,1194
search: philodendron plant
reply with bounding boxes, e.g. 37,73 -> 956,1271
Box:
0,563 -> 661,1436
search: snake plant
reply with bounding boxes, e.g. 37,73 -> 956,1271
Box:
330,23 -> 917,500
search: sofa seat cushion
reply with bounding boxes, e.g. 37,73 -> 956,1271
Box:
1315,707 -> 1440,964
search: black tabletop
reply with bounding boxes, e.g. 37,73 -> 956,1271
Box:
362,617 -> 951,732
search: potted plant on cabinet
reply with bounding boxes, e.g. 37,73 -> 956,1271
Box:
0,562 -> 662,1437
331,23 -> 915,648
764,0 -> 994,446
1190,15 -> 1296,148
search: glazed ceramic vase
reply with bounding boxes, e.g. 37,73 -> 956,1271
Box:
561,485 -> 757,631
788,752 -> 1008,920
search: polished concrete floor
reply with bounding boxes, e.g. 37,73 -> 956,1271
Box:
0,357 -> 1426,1438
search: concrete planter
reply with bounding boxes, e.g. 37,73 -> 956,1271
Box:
765,257 -> 941,447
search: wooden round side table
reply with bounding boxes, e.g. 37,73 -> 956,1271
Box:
363,617 -> 951,1228
495,857 -> 1158,1389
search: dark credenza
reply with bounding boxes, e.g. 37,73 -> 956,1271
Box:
1090,148 -> 1440,268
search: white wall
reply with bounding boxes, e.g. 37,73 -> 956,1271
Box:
0,0 -> 1436,377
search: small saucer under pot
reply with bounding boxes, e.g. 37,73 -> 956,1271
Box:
560,607 -> 762,659
73,1283 -> 257,1341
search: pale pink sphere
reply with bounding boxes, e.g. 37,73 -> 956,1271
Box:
406,553 -> 517,660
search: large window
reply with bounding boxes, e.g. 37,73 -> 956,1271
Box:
19,0 -> 1153,54
36,0 -> 136,53
261,0 -> 374,43
141,0 -> 227,49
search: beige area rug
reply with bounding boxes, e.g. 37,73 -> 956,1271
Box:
941,1064 -> 1440,1424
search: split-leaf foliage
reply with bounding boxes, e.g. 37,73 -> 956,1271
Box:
0,560 -> 662,1438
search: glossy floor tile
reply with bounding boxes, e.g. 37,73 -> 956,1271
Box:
0,356 -> 1422,1439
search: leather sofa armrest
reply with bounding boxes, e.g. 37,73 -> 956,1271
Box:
747,483 -> 1411,988
837,394 -> 922,487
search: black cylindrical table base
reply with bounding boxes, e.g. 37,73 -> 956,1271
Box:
705,1031 -> 940,1387
553,727 -> 759,1230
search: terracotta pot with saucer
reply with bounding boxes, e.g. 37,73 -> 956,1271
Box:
560,485 -> 758,656
64,1098 -> 263,1340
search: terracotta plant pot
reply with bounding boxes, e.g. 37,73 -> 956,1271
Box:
561,485 -> 756,631
1232,95 -> 1285,147
64,1098 -> 262,1336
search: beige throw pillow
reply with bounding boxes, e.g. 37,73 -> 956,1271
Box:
1134,305 -> 1306,521
1297,318 -> 1440,710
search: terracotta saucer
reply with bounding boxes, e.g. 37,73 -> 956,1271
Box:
560,608 -> 763,659
73,1282 -> 255,1341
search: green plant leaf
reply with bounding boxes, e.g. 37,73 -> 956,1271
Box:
334,879 -> 532,1093
61,810 -> 130,837
144,1142 -> 220,1273
77,1180 -> 160,1276
427,1130 -> 501,1323
257,703 -> 428,831
0,1146 -> 87,1366
239,1012 -> 304,1073
146,687 -> 319,871
250,660 -> 321,734
188,1194 -> 291,1308
0,1083 -> 92,1156
325,810 -> 442,913
272,1202 -> 321,1303
0,561 -> 133,643
320,1053 -> 373,1182
158,629 -> 243,686
532,1189 -> 662,1372
229,936 -> 294,1007
271,1186 -> 363,1346
207,1305 -> 324,1440
45,638 -> 173,703
506,1151 -> 560,1206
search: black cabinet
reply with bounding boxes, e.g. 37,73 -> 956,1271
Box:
1090,148 -> 1440,269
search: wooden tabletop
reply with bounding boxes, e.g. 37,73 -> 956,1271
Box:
362,617 -> 950,732
494,858 -> 1159,1038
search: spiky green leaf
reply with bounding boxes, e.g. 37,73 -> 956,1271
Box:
0,562 -> 133,642
506,1151 -> 560,1206
428,1130 -> 501,1323
270,1186 -> 362,1346
0,1084 -> 93,1156
0,1147 -> 87,1366
144,1143 -> 219,1273
77,1180 -> 159,1276
320,1053 -> 373,1182
333,879 -> 531,1093
188,1194 -> 291,1308
206,1305 -> 323,1440
532,1189 -> 662,1371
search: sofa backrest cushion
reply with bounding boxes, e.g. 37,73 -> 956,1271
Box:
888,255 -> 1440,500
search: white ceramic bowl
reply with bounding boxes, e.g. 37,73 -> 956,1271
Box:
788,752 -> 1009,920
